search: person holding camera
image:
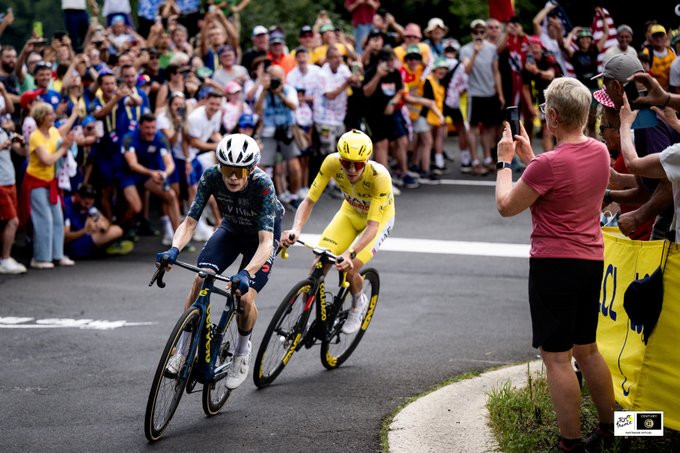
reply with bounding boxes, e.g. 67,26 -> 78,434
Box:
593,54 -> 677,240
0,122 -> 26,274
254,64 -> 303,208
156,91 -> 190,220
64,184 -> 133,258
460,19 -> 505,176
495,77 -> 614,452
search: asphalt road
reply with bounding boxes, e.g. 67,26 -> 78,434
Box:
0,159 -> 537,452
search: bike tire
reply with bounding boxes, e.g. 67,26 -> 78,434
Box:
144,307 -> 201,442
253,279 -> 315,388
320,269 -> 380,370
202,309 -> 238,416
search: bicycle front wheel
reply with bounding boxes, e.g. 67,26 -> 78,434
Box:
144,307 -> 200,442
253,279 -> 315,388
202,309 -> 238,416
320,269 -> 380,370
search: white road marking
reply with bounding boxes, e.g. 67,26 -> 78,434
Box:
0,317 -> 157,330
298,234 -> 529,258
431,178 -> 497,187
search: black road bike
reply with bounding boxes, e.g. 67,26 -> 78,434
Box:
144,259 -> 242,441
253,239 -> 380,388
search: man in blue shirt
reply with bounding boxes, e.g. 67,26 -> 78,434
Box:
119,113 -> 181,242
116,64 -> 151,140
33,62 -> 63,112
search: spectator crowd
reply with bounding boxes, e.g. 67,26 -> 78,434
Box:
1,0 -> 680,274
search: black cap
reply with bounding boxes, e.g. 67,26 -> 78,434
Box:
77,184 -> 97,198
294,45 -> 308,54
378,45 -> 394,61
367,28 -> 385,39
299,25 -> 313,36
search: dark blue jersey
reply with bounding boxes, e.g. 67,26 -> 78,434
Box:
120,129 -> 170,172
115,88 -> 150,138
188,166 -> 284,234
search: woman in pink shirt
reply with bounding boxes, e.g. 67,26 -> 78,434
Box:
495,77 -> 614,452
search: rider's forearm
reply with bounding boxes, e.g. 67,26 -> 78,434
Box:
244,231 -> 274,277
171,217 -> 197,251
351,221 -> 379,256
291,197 -> 315,232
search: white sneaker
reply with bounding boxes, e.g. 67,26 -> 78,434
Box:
162,234 -> 173,246
0,257 -> 27,274
57,256 -> 75,266
342,292 -> 368,335
225,344 -> 251,390
30,259 -> 55,269
392,185 -> 401,196
165,352 -> 185,377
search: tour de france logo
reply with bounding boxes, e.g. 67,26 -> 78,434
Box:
614,411 -> 663,436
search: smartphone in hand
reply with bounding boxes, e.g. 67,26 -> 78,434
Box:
505,106 -> 520,137
624,82 -> 640,109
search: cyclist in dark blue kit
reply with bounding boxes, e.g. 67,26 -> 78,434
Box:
119,113 -> 181,238
156,133 -> 284,390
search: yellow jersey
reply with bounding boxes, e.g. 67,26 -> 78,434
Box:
307,153 -> 395,223
28,127 -> 61,181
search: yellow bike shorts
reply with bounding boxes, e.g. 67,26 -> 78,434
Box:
317,206 -> 394,264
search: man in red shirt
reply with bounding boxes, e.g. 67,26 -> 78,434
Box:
345,0 -> 380,53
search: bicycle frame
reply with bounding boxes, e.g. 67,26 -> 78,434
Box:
150,260 -> 240,386
280,241 -> 350,347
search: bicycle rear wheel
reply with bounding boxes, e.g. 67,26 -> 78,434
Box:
202,309 -> 238,416
320,269 -> 380,370
144,307 -> 200,442
253,279 -> 315,388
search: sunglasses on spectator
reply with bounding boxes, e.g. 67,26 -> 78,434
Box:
219,164 -> 249,179
84,125 -> 96,131
471,30 -> 485,36
339,159 -> 365,171
300,32 -> 313,38
599,124 -> 616,134
539,102 -> 546,114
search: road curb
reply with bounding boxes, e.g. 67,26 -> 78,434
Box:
387,360 -> 543,453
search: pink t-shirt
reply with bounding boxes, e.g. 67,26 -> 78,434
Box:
521,138 -> 610,260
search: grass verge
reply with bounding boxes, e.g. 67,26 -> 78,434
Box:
486,364 -> 680,452
379,370 -> 482,452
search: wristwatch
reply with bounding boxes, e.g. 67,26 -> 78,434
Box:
348,249 -> 357,260
496,161 -> 512,170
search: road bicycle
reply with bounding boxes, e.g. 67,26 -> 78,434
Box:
144,258 -> 242,441
253,239 -> 380,388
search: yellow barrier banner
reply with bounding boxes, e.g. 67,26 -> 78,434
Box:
597,229 -> 680,430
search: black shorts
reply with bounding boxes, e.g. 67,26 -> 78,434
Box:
444,105 -> 464,124
528,258 -> 604,352
365,111 -> 407,143
196,219 -> 281,293
468,95 -> 502,127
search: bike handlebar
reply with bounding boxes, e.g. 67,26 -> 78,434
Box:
149,258 -> 233,289
279,235 -> 349,289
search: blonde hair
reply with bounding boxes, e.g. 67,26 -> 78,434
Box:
543,77 -> 592,131
30,102 -> 54,127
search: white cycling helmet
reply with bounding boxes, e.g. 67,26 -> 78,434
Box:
216,133 -> 261,168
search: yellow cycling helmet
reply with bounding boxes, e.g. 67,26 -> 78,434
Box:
337,129 -> 373,162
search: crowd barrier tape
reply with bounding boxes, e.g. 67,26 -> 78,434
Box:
597,227 -> 680,430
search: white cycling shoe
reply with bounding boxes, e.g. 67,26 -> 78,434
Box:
342,292 -> 368,335
225,342 -> 251,390
165,353 -> 185,377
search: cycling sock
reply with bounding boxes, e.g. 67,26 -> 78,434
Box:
351,292 -> 364,310
235,328 -> 252,356
177,331 -> 190,355
434,153 -> 445,168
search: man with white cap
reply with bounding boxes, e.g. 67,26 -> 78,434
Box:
593,53 -> 677,240
242,25 -> 269,79
602,25 -> 637,63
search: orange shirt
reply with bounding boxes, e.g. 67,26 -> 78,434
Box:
268,52 -> 297,75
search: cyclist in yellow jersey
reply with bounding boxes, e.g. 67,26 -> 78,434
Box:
281,129 -> 394,334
